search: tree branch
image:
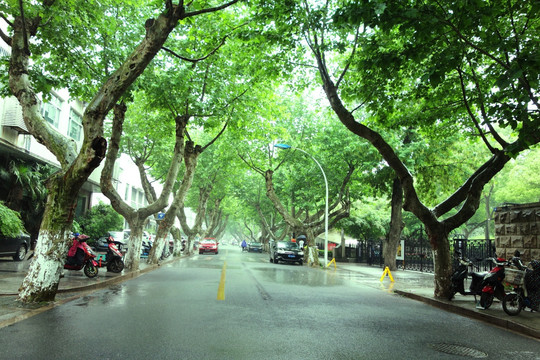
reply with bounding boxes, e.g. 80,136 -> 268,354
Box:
184,0 -> 241,18
162,35 -> 227,63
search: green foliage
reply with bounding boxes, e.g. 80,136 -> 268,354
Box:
336,0 -> 538,153
0,160 -> 55,240
75,202 -> 124,240
71,220 -> 82,235
338,198 -> 390,241
492,148 -> 540,205
0,202 -> 25,237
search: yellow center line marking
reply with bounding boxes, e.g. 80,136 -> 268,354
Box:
217,260 -> 227,300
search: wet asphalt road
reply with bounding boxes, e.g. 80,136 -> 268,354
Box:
0,245 -> 539,360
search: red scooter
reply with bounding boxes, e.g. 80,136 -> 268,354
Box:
477,257 -> 509,309
96,236 -> 125,273
64,235 -> 99,278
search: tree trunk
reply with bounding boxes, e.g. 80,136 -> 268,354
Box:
303,229 -> 319,266
383,177 -> 403,271
177,181 -> 213,257
186,234 -> 197,256
123,219 -> 147,271
169,226 -> 183,257
429,229 -> 452,298
18,178 -> 79,303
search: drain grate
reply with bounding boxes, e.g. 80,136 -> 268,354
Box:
428,343 -> 488,358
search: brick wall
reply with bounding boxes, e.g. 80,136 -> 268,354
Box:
494,202 -> 540,262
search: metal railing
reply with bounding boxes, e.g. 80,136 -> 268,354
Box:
327,231 -> 496,273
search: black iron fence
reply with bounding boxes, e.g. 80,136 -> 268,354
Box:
451,236 -> 496,272
326,230 -> 496,273
400,229 -> 433,272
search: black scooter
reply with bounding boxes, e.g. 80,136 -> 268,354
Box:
448,251 -> 485,302
96,238 -> 124,273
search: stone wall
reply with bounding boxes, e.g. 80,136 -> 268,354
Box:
494,202 -> 540,262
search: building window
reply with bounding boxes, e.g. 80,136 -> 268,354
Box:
23,134 -> 31,150
131,187 -> 139,208
68,109 -> 82,141
41,95 -> 62,128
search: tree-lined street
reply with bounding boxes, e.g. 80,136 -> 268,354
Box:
0,0 -> 538,304
1,245 -> 539,359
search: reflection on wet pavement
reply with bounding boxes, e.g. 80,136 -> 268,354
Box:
255,267 -> 344,287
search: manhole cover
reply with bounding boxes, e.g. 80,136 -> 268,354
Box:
428,343 -> 488,358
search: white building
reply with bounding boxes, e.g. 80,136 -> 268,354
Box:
0,88 -> 151,219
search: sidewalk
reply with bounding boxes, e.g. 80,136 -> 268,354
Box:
1,257 -> 539,339
0,256 -> 163,328
336,262 -> 540,339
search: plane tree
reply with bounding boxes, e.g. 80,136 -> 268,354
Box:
100,97 -> 186,270
261,0 -> 539,297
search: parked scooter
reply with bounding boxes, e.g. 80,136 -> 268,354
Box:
96,235 -> 124,273
502,258 -> 540,316
448,252 -> 508,309
64,234 -> 99,278
141,239 -> 152,257
140,238 -> 170,260
477,256 -> 509,309
448,251 -> 485,302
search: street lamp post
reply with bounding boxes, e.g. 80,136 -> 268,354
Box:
274,143 -> 329,267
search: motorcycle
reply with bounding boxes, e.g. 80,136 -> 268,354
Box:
448,251 -> 485,302
477,256 -> 509,310
96,238 -> 125,273
502,259 -> 540,316
64,241 -> 99,278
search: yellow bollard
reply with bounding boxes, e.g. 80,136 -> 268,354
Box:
326,257 -> 337,269
380,266 -> 395,282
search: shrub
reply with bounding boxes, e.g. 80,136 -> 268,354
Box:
0,202 -> 25,237
75,202 -> 124,241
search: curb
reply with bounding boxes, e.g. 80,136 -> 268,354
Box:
394,290 -> 540,339
55,261 -> 162,294
1,258 -> 174,297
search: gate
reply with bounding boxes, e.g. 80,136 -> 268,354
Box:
451,236 -> 495,272
399,228 -> 433,273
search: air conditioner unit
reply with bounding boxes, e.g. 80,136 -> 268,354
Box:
1,97 -> 29,134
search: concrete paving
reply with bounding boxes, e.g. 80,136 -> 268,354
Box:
0,255 -> 539,339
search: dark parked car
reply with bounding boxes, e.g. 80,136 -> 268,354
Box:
247,242 -> 263,253
0,231 -> 31,261
269,240 -> 303,265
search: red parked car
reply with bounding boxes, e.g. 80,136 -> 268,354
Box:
198,238 -> 218,255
